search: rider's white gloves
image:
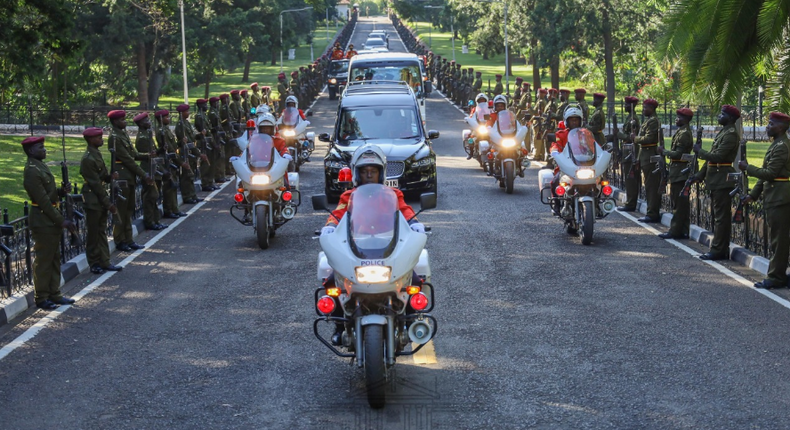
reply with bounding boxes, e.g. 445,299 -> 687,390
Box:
283,153 -> 293,160
321,225 -> 336,236
410,222 -> 425,233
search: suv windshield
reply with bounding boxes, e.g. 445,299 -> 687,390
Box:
330,61 -> 349,74
350,64 -> 422,90
365,38 -> 385,47
337,106 -> 421,144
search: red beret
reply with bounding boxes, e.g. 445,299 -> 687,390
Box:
21,136 -> 44,146
721,104 -> 740,119
240,90 -> 248,95
219,93 -> 229,100
538,88 -> 548,94
643,98 -> 659,108
523,83 -> 530,88
560,89 -> 570,94
82,127 -> 103,138
624,96 -> 639,104
133,112 -> 148,123
230,90 -> 240,95
250,82 -> 259,88
515,77 -> 523,82
574,88 -> 587,94
262,86 -> 271,90
154,109 -> 169,117
495,74 -> 502,78
278,73 -> 286,79
176,104 -> 190,112
548,88 -> 558,94
769,111 -> 790,123
209,96 -> 220,103
593,93 -> 606,99
290,71 -> 298,76
107,110 -> 126,120
676,108 -> 694,118
196,98 -> 208,105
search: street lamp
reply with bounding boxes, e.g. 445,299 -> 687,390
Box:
179,0 -> 188,103
280,6 -> 314,73
477,0 -> 508,95
424,5 -> 454,61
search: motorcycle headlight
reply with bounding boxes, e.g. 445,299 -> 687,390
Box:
355,266 -> 391,283
282,129 -> 296,137
413,157 -> 433,167
251,174 -> 270,185
325,160 -> 345,169
576,168 -> 595,180
501,138 -> 517,148
477,125 -> 488,135
329,78 -> 337,84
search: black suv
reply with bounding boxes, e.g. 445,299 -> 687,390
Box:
327,59 -> 349,100
320,82 -> 439,202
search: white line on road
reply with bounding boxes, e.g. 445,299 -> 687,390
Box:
0,181 -> 232,362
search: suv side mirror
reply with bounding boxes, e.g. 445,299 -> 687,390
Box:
312,194 -> 329,211
427,130 -> 439,139
318,133 -> 331,142
419,192 -> 437,211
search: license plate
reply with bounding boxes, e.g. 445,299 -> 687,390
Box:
385,179 -> 399,188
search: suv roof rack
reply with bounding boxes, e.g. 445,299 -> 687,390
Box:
343,80 -> 414,95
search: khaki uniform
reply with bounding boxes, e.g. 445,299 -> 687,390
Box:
532,97 -> 547,160
587,106 -> 606,146
694,123 -> 739,257
250,92 -> 261,109
155,123 -> 181,214
747,134 -> 790,285
174,118 -> 200,200
618,113 -> 641,209
108,126 -> 147,245
209,105 -> 226,182
664,124 -> 694,236
194,108 -> 215,187
23,157 -> 65,304
80,146 -> 113,268
134,128 -> 161,227
635,115 -> 661,219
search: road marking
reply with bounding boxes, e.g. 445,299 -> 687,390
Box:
616,209 -> 790,310
411,340 -> 437,365
0,181 -> 232,362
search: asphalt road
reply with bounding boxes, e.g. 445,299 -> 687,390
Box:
2,17 -> 790,430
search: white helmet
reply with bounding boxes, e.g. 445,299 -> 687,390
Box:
563,105 -> 583,123
285,95 -> 298,106
350,144 -> 387,186
258,113 -> 276,128
476,93 -> 489,103
493,94 -> 508,106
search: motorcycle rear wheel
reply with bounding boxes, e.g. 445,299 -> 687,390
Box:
363,325 -> 387,409
504,161 -> 515,194
255,205 -> 270,249
580,200 -> 594,245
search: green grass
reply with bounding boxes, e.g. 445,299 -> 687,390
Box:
160,29 -> 337,105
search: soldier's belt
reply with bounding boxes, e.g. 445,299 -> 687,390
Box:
31,202 -> 58,207
640,144 -> 657,148
709,163 -> 732,167
773,177 -> 789,181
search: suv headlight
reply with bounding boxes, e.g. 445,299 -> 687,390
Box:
501,138 -> 517,148
329,78 -> 337,84
576,168 -> 595,180
413,157 -> 433,167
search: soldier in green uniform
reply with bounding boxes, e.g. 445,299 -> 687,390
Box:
739,111 -> 790,288
261,86 -> 272,109
517,82 -> 532,123
690,105 -> 740,260
289,71 -> 301,108
617,96 -> 642,212
241,90 -> 250,121
250,83 -> 261,108
473,71 -> 483,100
21,136 -> 77,309
574,88 -> 589,123
174,103 -> 205,204
107,110 -> 152,252
543,89 -> 559,158
657,108 -> 694,240
132,112 -> 166,230
555,89 -> 571,121
493,74 -> 504,96
277,73 -> 289,111
154,109 -> 186,218
194,98 -> 217,191
219,93 -> 234,176
532,88 -> 548,161
79,127 -> 123,275
209,97 -> 228,183
587,93 -> 607,146
511,78 -> 523,109
631,99 -> 661,223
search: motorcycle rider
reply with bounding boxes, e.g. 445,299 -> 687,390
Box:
486,94 -> 509,126
256,113 -> 293,162
320,144 -> 426,344
281,95 -> 306,120
345,43 -> 358,59
467,93 -> 491,160
549,106 -> 584,210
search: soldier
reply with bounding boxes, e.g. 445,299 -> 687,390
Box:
616,96 -> 642,212
543,89 -> 559,157
194,99 -> 217,191
689,105 -> 740,260
277,73 -> 289,110
107,110 -> 152,252
574,88 -> 590,123
532,88 -> 548,161
587,93 -> 607,146
631,98 -> 662,223
219,93 -> 234,176
250,82 -> 261,108
517,82 -> 532,122
133,112 -> 166,230
739,111 -> 790,288
658,108 -> 694,240
154,109 -> 186,218
240,89 -> 250,121
230,89 -> 243,124
208,97 -> 228,184
555,89 -> 571,121
511,77 -> 524,108
473,71 -> 483,99
22,136 -> 78,309
174,103 -> 205,204
493,74 -> 504,96
79,127 -> 123,275
289,71 -> 301,108
458,68 -> 468,105
465,67 -> 474,103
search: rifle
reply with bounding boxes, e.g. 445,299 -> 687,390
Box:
177,116 -> 195,174
729,138 -> 749,224
108,135 -> 126,226
679,127 -> 703,197
626,115 -> 639,179
60,126 -> 84,247
651,127 -> 669,194
610,113 -> 621,172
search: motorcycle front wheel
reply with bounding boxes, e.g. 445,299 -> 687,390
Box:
580,200 -> 594,245
255,205 -> 270,249
364,324 -> 387,409
504,161 -> 515,194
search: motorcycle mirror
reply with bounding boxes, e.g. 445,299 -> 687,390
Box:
419,192 -> 437,211
312,194 -> 329,211
0,224 -> 14,237
318,133 -> 331,142
545,133 -> 556,143
428,130 -> 439,139
306,110 -> 314,117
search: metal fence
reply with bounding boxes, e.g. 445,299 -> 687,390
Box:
0,105 -> 186,135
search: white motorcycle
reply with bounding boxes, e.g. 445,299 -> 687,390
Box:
277,107 -> 314,172
230,133 -> 300,249
479,110 -> 530,193
538,128 -> 617,245
312,185 -> 437,409
462,104 -> 491,169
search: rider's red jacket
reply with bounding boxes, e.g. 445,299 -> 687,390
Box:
326,187 -> 416,226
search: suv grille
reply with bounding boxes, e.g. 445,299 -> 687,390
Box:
386,161 -> 405,178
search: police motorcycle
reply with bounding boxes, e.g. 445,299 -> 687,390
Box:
462,93 -> 492,169
276,96 -> 315,172
538,108 -> 616,245
312,145 -> 437,409
479,95 -> 530,194
230,113 -> 300,250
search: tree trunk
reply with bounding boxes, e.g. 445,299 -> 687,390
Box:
549,55 -> 560,89
137,42 -> 149,109
242,52 -> 253,83
50,61 -> 59,107
531,38 -> 540,90
204,61 -> 213,99
270,49 -> 277,66
147,70 -> 164,108
602,5 -> 615,117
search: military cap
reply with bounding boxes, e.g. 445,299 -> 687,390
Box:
133,112 -> 148,123
299,66 -> 305,71
770,111 -> 790,123
278,73 -> 286,79
176,103 -> 190,112
624,96 -> 639,104
676,108 -> 694,118
516,77 -> 523,82
240,90 -> 248,96
548,88 -> 558,94
21,136 -> 44,146
538,88 -> 548,94
82,127 -> 103,138
262,86 -> 271,91
107,110 -> 126,120
450,60 -> 455,64
230,89 -> 240,95
219,93 -> 229,100
495,74 -> 502,78
475,71 -> 482,76
155,109 -> 169,117
721,104 -> 740,118
643,98 -> 659,108
574,88 -> 587,94
209,96 -> 220,103
593,92 -> 606,99
290,71 -> 298,77
523,82 -> 530,88
196,98 -> 208,105
468,67 -> 473,72
250,82 -> 259,88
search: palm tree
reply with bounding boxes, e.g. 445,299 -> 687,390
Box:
660,0 -> 790,110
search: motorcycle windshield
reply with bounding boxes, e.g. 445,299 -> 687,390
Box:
246,134 -> 274,171
496,111 -> 517,135
347,184 -> 399,260
567,128 -> 597,166
282,107 -> 300,127
475,104 -> 490,122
